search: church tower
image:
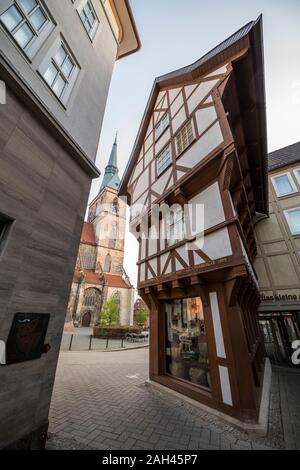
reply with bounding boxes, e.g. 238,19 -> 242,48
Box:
88,135 -> 126,275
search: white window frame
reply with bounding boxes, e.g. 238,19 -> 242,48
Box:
165,206 -> 185,247
77,0 -> 99,41
271,172 -> 297,198
38,36 -> 80,107
293,168 -> 300,186
155,113 -> 169,141
156,145 -> 172,177
0,0 -> 54,60
284,207 -> 300,235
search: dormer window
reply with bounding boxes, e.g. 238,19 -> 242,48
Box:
155,113 -> 169,141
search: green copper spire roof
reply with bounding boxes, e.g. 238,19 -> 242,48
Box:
100,134 -> 120,192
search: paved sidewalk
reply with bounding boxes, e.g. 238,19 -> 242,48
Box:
47,349 -> 298,450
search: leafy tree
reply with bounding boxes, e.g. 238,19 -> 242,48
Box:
100,296 -> 120,326
135,307 -> 148,325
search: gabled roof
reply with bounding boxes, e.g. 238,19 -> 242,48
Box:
104,273 -> 130,289
268,142 -> 300,171
81,223 -> 96,246
119,16 -> 268,214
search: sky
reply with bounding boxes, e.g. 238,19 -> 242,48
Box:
88,0 -> 300,288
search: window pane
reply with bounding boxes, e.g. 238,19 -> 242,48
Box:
14,22 -> 34,48
30,7 -> 47,31
54,46 -> 67,67
52,74 -> 66,98
275,175 -> 294,195
85,21 -> 91,33
83,2 -> 92,15
1,5 -> 23,32
289,210 -> 300,233
19,0 -> 38,14
80,9 -> 87,23
61,57 -> 74,78
44,63 -> 58,86
165,298 -> 210,388
89,11 -> 95,26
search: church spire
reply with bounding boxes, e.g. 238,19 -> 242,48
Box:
100,134 -> 120,192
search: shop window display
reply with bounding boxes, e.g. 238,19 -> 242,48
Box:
165,297 -> 210,388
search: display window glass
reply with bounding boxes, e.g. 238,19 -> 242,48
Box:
165,297 -> 211,389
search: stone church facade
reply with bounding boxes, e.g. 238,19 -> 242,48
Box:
66,137 -> 134,329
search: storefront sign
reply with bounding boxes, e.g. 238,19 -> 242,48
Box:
260,293 -> 300,302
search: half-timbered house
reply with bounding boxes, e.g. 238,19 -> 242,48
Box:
119,16 -> 269,423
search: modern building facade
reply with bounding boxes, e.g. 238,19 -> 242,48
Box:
66,137 -> 134,329
255,142 -> 300,366
119,17 -> 268,423
0,0 -> 139,449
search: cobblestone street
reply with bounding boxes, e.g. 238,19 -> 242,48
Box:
47,349 -> 300,450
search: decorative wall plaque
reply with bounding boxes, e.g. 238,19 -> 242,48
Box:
6,313 -> 50,365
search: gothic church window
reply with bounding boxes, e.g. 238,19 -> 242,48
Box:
83,288 -> 98,307
104,253 -> 112,272
112,198 -> 119,214
109,221 -> 117,248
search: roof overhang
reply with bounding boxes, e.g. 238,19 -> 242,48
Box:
107,0 -> 141,59
119,16 -> 268,214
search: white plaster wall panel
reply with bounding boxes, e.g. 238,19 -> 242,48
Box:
155,128 -> 171,155
137,149 -> 143,162
189,182 -> 225,231
144,132 -> 153,152
172,107 -> 187,134
146,119 -> 154,137
140,263 -> 146,282
140,236 -> 146,260
152,167 -> 172,195
151,160 -> 156,184
187,79 -> 219,114
209,292 -> 226,359
228,192 -> 236,216
175,258 -> 185,271
177,122 -> 224,169
205,64 -> 228,77
185,83 -> 198,98
170,92 -> 184,118
169,87 -> 182,103
165,258 -> 173,274
144,147 -> 153,168
147,266 -> 154,280
132,158 -> 144,182
149,258 -> 158,276
160,253 -> 169,273
177,170 -> 186,181
148,225 -> 158,257
194,252 -> 204,265
219,366 -> 233,406
155,91 -> 166,108
165,175 -> 174,191
195,106 -> 218,136
203,96 -> 213,105
176,244 -> 190,265
132,167 -> 149,202
203,227 -> 232,260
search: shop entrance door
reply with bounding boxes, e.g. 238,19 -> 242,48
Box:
259,312 -> 300,366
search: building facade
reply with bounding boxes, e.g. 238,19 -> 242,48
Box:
255,142 -> 300,366
67,137 -> 134,329
119,17 -> 268,423
0,0 -> 139,449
